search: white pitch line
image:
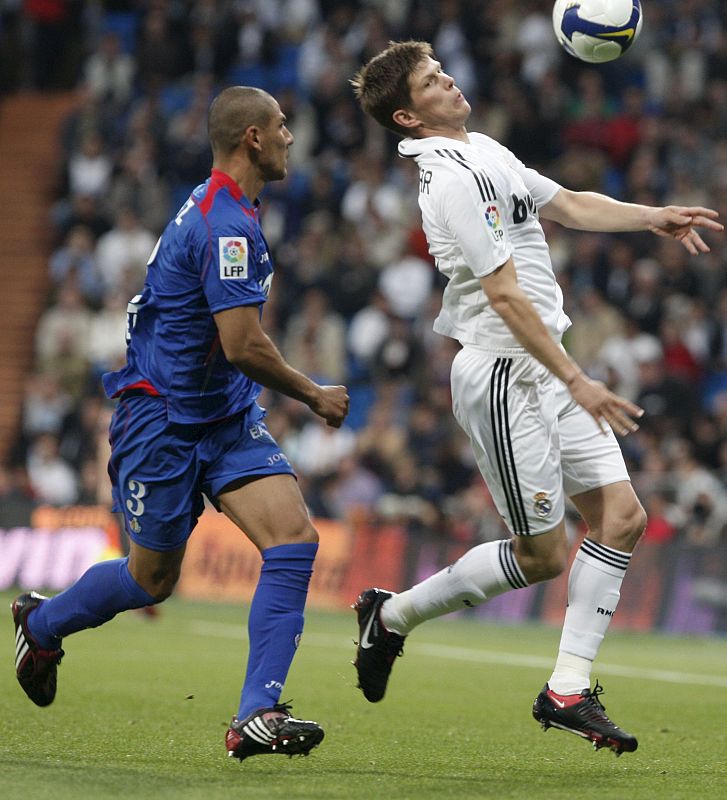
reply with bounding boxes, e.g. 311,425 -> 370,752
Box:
190,621 -> 727,689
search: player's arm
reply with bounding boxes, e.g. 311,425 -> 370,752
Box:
541,188 -> 723,255
479,258 -> 642,436
214,305 -> 349,428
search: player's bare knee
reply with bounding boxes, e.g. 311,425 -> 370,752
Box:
514,547 -> 567,583
532,552 -> 567,582
288,519 -> 319,545
132,567 -> 180,602
600,502 -> 647,552
514,527 -> 569,583
149,579 -> 176,603
269,517 -> 319,547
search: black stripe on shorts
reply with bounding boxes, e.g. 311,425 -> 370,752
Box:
489,358 -> 530,535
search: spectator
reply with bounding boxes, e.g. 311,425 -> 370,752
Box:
135,4 -> 187,87
26,432 -> 78,507
294,417 -> 357,478
322,454 -> 384,521
83,30 -> 135,107
282,287 -> 347,383
58,394 -> 104,472
34,283 -> 92,367
347,289 -> 391,367
67,132 -> 113,200
19,373 -> 73,446
49,225 -> 105,305
566,287 -> 626,374
378,245 -> 434,320
52,191 -> 111,247
635,347 -> 696,436
95,207 -> 156,293
86,288 -> 129,375
107,139 -> 171,234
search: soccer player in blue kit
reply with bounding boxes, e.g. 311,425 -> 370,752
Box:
12,86 -> 349,762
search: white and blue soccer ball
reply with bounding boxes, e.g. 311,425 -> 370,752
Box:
552,0 -> 643,63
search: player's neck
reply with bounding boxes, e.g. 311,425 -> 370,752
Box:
417,125 -> 469,143
213,160 -> 263,204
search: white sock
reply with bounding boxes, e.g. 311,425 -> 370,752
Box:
548,538 -> 631,695
380,540 -> 528,635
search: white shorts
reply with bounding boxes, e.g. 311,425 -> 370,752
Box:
450,345 -> 630,536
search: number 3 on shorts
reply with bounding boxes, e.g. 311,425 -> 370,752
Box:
126,480 -> 147,516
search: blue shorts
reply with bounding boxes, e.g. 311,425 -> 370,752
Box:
108,395 -> 295,551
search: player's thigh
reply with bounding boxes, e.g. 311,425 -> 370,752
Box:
556,381 -> 631,498
451,347 -> 565,536
217,474 -> 316,552
109,396 -> 205,552
201,402 -> 312,551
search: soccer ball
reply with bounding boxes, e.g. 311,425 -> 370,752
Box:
552,0 -> 643,63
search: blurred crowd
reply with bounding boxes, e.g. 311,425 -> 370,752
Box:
2,0 -> 727,554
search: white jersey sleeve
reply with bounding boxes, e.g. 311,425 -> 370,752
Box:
500,145 -> 562,208
436,164 -> 513,278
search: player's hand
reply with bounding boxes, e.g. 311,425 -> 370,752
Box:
309,385 -> 350,428
566,373 -> 643,436
648,206 -> 723,256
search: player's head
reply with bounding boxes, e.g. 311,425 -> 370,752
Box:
208,86 -> 293,181
351,41 -> 470,138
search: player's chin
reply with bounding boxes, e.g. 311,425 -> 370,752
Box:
266,163 -> 287,182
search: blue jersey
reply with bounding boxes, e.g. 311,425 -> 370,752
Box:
103,169 -> 274,423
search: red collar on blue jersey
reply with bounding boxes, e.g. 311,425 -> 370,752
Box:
209,169 -> 260,209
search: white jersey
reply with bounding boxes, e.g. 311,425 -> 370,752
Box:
398,132 -> 570,352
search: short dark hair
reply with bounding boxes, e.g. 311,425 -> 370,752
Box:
351,40 -> 433,137
207,86 -> 276,157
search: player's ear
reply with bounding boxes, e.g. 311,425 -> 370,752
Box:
244,125 -> 263,151
392,108 -> 420,131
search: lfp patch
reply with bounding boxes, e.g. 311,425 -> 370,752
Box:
219,237 -> 248,279
485,204 -> 501,230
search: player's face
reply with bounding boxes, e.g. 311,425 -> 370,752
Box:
258,102 -> 294,181
404,57 -> 471,132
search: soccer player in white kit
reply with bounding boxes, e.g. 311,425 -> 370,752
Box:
350,41 -> 723,755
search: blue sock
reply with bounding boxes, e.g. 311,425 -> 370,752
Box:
238,542 -> 318,719
28,557 -> 156,649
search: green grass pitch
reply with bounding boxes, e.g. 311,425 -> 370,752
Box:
2,590 -> 726,800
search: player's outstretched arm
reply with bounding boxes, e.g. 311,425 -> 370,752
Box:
541,189 -> 723,255
214,305 -> 349,428
646,205 -> 724,255
480,258 -> 642,436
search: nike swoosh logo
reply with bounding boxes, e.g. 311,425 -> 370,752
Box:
551,697 -> 566,709
360,610 -> 377,649
601,28 -> 635,42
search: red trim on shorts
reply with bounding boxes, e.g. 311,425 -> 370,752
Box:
111,379 -> 161,397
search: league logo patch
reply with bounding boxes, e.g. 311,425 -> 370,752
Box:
533,491 -> 552,518
219,237 -> 248,279
485,205 -> 504,241
485,204 -> 501,229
